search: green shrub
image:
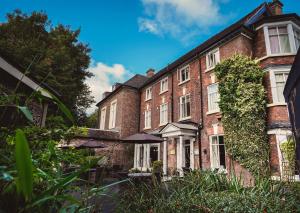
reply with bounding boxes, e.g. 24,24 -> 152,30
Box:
117,171 -> 300,213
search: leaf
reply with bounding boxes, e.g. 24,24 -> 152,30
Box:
17,106 -> 34,123
15,129 -> 33,201
40,89 -> 74,124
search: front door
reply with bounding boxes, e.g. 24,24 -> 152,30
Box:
150,145 -> 159,166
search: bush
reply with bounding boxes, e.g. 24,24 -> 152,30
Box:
117,171 -> 300,213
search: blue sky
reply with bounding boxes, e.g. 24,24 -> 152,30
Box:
1,0 -> 299,112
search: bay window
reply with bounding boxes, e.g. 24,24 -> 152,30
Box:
269,68 -> 289,104
294,28 -> 300,50
179,94 -> 191,120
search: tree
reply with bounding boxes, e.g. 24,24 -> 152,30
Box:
84,110 -> 98,128
0,10 -> 94,123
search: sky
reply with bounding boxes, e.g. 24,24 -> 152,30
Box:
1,0 -> 300,113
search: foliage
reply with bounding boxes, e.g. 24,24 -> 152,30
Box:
280,137 -> 296,172
152,160 -> 163,173
84,109 -> 98,128
118,171 -> 300,213
0,10 -> 94,123
214,54 -> 268,177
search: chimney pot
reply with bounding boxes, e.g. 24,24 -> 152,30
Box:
269,0 -> 283,15
146,68 -> 155,77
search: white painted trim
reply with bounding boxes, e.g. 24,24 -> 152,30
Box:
267,103 -> 287,107
190,138 -> 195,170
163,139 -> 167,175
255,21 -> 300,31
256,53 -> 297,62
241,33 -> 253,40
205,48 -> 220,71
145,87 -> 152,101
263,26 -> 271,55
178,65 -> 190,84
267,129 -> 292,135
99,106 -> 107,130
109,100 -> 117,129
288,24 -> 297,53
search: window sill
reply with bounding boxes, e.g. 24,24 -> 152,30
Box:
206,110 -> 220,115
159,90 -> 168,95
145,98 -> 152,102
178,79 -> 190,86
159,123 -> 168,127
144,127 -> 152,130
267,103 -> 287,107
257,53 -> 296,61
178,116 -> 191,121
205,66 -> 215,72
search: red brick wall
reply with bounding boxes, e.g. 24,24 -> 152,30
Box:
269,134 -> 280,176
253,28 -> 266,59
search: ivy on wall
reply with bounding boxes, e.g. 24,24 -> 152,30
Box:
214,54 -> 269,177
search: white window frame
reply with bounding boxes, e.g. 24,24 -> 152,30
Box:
144,110 -> 151,129
178,65 -> 190,84
268,66 -> 290,105
134,143 -> 160,169
160,77 -> 168,94
293,27 -> 300,50
209,135 -> 226,171
207,83 -> 220,113
263,22 -> 299,56
159,103 -> 168,126
206,48 -> 220,71
109,100 -> 117,129
145,87 -> 152,101
179,94 -> 191,120
99,107 -> 106,130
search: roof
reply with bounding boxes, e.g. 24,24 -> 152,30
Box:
284,49 -> 300,100
140,3 -> 269,89
96,74 -> 148,106
0,55 -> 52,99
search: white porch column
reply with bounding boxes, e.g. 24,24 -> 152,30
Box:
190,138 -> 195,170
134,144 -> 137,168
137,145 -> 140,168
163,138 -> 168,175
143,144 -> 147,169
179,136 -> 184,176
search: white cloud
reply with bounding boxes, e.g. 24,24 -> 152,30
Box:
138,0 -> 229,43
85,61 -> 133,114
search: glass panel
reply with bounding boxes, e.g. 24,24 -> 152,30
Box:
276,83 -> 285,102
275,73 -> 284,82
268,27 -> 277,35
278,26 -> 288,34
270,35 -> 280,54
219,136 -> 226,168
150,146 -> 158,164
279,35 -> 291,53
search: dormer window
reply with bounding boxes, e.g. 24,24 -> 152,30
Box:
179,65 -> 190,84
145,87 -> 152,101
264,23 -> 300,55
160,77 -> 168,93
206,49 -> 220,70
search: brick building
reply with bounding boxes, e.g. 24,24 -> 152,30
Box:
97,0 -> 300,181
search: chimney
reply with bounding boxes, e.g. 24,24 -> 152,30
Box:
269,0 -> 283,15
112,83 -> 121,91
146,68 -> 155,77
102,91 -> 111,99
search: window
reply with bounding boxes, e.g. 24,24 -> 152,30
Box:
206,49 -> 220,70
109,100 -> 117,129
99,107 -> 106,130
270,71 -> 289,103
160,77 -> 168,93
145,87 -> 152,101
179,66 -> 190,83
207,83 -> 220,113
179,94 -> 191,120
294,28 -> 300,50
145,110 -> 151,129
160,103 -> 168,125
268,26 -> 292,54
210,135 -> 226,170
150,145 -> 159,165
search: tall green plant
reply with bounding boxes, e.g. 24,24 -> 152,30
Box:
214,54 -> 268,177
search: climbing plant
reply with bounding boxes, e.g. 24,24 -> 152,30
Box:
214,54 -> 269,177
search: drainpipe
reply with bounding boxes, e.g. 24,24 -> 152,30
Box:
198,53 -> 204,170
170,65 -> 174,123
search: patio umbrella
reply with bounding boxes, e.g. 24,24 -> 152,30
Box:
122,133 -> 163,144
122,133 -> 163,172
